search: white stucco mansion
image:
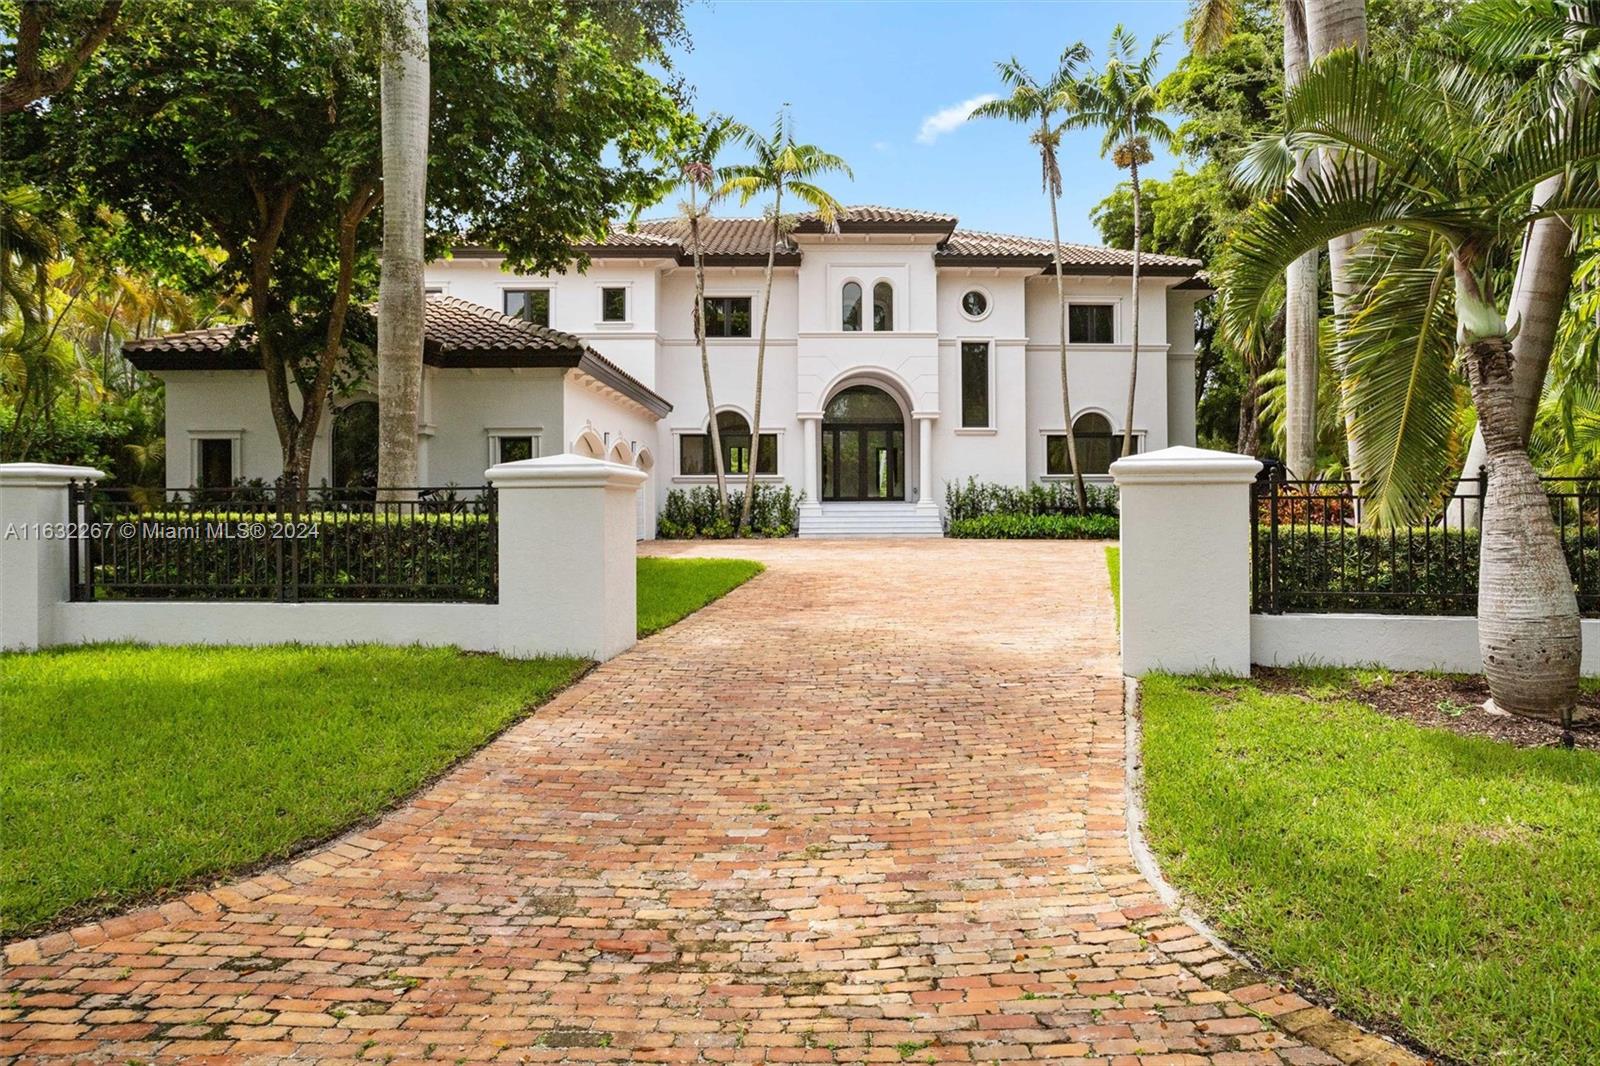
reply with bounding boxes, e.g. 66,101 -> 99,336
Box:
128,205 -> 1206,537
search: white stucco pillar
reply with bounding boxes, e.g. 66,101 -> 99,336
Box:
798,414 -> 822,515
487,453 -> 646,662
1111,446 -> 1260,676
914,413 -> 936,512
0,463 -> 105,650
1166,294 -> 1201,448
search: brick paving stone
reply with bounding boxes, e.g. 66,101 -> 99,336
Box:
1,540 -> 1339,1063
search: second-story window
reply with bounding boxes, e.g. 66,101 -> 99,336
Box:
841,282 -> 863,331
873,281 -> 894,331
504,288 -> 550,327
601,286 -> 628,322
1068,303 -> 1115,344
703,296 -> 752,338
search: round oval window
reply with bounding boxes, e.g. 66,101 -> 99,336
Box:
962,289 -> 989,318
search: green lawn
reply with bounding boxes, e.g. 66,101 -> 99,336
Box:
1105,545 -> 1120,624
1140,672 -> 1600,1065
0,556 -> 760,939
637,556 -> 763,636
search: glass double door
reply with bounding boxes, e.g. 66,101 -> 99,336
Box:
821,424 -> 905,501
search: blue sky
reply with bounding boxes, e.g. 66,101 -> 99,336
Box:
666,0 -> 1194,244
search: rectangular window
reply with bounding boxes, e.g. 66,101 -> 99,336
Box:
496,435 -> 535,463
1046,431 -> 1136,476
601,286 -> 628,322
503,288 -> 550,327
197,438 -> 234,490
1068,304 -> 1115,344
425,286 -> 444,297
960,341 -> 990,428
679,431 -> 777,476
702,296 -> 752,338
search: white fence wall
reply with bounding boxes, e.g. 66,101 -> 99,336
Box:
1110,446 -> 1598,677
0,455 -> 645,662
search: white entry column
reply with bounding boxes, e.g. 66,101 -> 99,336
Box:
913,412 -> 937,513
798,412 -> 822,515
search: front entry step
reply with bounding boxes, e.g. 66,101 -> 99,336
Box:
798,503 -> 943,539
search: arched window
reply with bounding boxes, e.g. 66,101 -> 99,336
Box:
679,411 -> 777,476
332,400 -> 379,489
1046,412 -> 1132,477
841,282 -> 863,331
873,281 -> 893,331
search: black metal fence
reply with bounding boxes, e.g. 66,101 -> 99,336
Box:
67,483 -> 497,603
1251,472 -> 1600,616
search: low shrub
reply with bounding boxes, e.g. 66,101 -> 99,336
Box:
948,513 -> 1119,540
944,477 -> 1118,523
657,483 -> 803,539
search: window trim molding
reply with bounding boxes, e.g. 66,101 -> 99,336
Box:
1039,418 -> 1143,478
498,283 -> 555,328
485,427 -> 544,467
958,285 -> 993,323
957,337 -> 995,431
672,409 -> 783,478
188,429 -> 243,489
597,281 -> 633,327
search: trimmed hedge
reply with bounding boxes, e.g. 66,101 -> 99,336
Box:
657,484 -> 802,539
944,477 -> 1119,522
948,513 -> 1119,540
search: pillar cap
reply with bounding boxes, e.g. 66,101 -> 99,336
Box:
0,463 -> 107,487
1110,446 -> 1261,486
486,452 -> 646,489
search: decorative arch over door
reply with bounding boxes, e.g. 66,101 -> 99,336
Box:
821,384 -> 905,502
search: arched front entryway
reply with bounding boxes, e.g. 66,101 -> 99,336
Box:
332,399 -> 378,489
821,384 -> 906,502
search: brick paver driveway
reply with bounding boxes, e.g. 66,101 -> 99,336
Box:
2,540 -> 1333,1064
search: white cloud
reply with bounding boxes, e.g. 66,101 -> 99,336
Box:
916,93 -> 998,145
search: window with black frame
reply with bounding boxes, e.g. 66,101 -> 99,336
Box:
197,438 -> 234,491
1046,412 -> 1133,476
1068,303 -> 1115,344
503,288 -> 551,327
679,411 -> 776,475
961,342 -> 990,428
703,296 -> 752,337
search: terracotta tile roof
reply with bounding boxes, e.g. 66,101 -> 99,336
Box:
124,297 -> 670,417
631,216 -> 796,260
936,229 -> 1202,272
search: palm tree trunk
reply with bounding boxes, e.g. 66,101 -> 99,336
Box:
1306,0 -> 1368,477
1283,0 -> 1319,478
376,0 -> 428,498
1046,169 -> 1088,511
1456,174 -> 1574,524
688,200 -> 729,523
1455,264 -> 1580,720
740,190 -> 780,533
1123,152 -> 1141,458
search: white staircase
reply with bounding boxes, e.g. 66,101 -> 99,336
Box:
798,502 -> 944,538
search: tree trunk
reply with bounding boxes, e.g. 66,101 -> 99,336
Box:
1306,0 -> 1368,476
1283,0 -> 1319,477
1456,174 -> 1574,523
1461,330 -> 1580,720
1045,155 -> 1088,512
1123,153 -> 1141,457
376,0 -> 429,498
740,190 -> 781,534
689,201 -> 729,523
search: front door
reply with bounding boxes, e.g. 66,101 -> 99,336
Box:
821,386 -> 905,501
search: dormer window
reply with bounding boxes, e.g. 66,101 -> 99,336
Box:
842,282 -> 863,332
873,281 -> 894,331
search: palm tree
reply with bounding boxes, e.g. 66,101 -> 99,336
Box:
376,0 -> 429,497
720,110 -> 850,534
1188,0 -> 1321,478
973,47 -> 1093,511
672,113 -> 752,524
1069,27 -> 1174,459
1220,46 -> 1600,719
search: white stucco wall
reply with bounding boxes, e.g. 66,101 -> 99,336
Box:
422,367 -> 565,485
159,370 -> 332,489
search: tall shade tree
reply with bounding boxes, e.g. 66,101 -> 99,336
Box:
1220,46 -> 1600,719
10,0 -> 690,491
0,0 -> 121,114
720,110 -> 850,533
973,45 -> 1093,509
1070,27 -> 1174,458
376,0 -> 428,496
670,113 -> 752,524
